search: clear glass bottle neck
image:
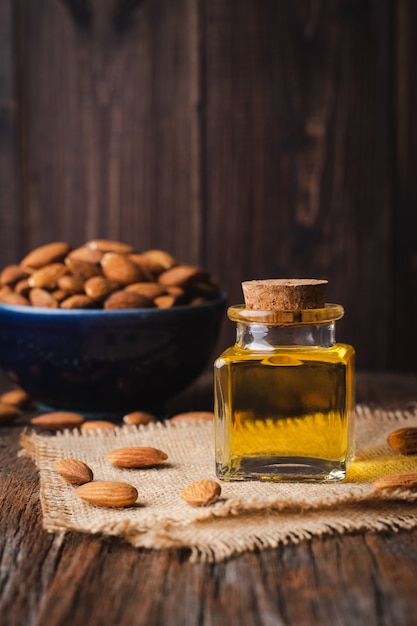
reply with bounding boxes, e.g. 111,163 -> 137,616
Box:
236,321 -> 336,351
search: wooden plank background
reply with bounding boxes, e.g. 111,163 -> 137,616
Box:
0,0 -> 416,371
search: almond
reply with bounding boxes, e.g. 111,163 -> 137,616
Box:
125,282 -> 166,299
158,264 -> 209,287
374,472 -> 417,491
53,459 -> 93,485
0,402 -> 22,425
154,295 -> 177,309
133,250 -> 177,276
31,411 -> 84,430
122,411 -> 157,426
15,278 -> 31,296
104,290 -> 153,310
64,257 -> 101,281
170,411 -> 214,423
107,446 -> 168,468
181,480 -> 221,507
387,428 -> 417,455
67,246 -> 104,264
101,253 -> 144,285
81,420 -> 116,431
57,274 -> 86,295
84,276 -> 119,300
28,263 -> 68,289
0,292 -> 30,306
0,264 -> 29,286
60,294 -> 96,309
29,288 -> 59,308
87,239 -> 136,255
0,388 -> 31,408
76,481 -> 138,507
21,242 -> 71,269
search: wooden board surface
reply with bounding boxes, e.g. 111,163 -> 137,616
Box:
0,0 -> 416,370
1,372 -> 417,626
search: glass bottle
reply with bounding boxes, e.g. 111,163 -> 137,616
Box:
214,280 -> 355,482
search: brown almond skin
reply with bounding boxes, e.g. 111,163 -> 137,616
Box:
81,420 -> 116,431
132,250 -> 177,276
31,411 -> 84,430
64,257 -> 101,281
374,472 -> 417,491
125,282 -> 166,299
107,446 -> 168,468
57,274 -> 86,295
29,288 -> 59,308
154,295 -> 177,309
104,290 -> 153,310
0,388 -> 31,408
0,292 -> 30,306
170,411 -> 214,423
181,480 -> 221,507
158,264 -> 209,287
76,481 -> 138,507
87,239 -> 136,255
0,264 -> 29,286
101,253 -> 145,285
387,428 -> 417,455
21,242 -> 71,269
14,278 -> 31,296
84,276 -> 119,300
28,263 -> 68,289
53,459 -> 94,485
60,295 -> 96,309
0,402 -> 22,425
122,411 -> 157,426
67,246 -> 104,264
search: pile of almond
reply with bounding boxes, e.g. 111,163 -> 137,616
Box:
0,239 -> 221,309
21,406 -> 221,509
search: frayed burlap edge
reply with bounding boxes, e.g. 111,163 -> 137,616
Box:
19,404 -> 417,563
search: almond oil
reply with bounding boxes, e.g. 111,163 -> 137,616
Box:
214,280 -> 355,482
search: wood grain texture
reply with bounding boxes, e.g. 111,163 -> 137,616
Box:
204,0 -> 393,367
0,0 -> 21,263
0,0 -> 416,371
2,373 -> 417,626
17,0 -> 202,262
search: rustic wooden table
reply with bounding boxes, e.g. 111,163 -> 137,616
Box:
1,372 -> 417,626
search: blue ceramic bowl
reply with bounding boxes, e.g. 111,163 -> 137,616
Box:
0,295 -> 226,416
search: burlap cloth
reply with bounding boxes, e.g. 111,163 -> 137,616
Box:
20,405 -> 417,562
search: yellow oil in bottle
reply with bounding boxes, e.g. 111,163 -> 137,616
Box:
214,337 -> 355,481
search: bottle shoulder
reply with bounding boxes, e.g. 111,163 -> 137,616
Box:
214,343 -> 355,365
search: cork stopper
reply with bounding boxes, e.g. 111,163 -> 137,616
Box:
241,279 -> 328,311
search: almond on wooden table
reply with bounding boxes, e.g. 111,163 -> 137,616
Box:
387,428 -> 417,455
0,388 -> 31,408
0,402 -> 22,425
181,480 -> 221,507
76,481 -> 138,507
107,446 -> 168,468
53,459 -> 94,485
30,411 -> 84,430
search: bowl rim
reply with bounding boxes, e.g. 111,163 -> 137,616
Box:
0,293 -> 227,317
